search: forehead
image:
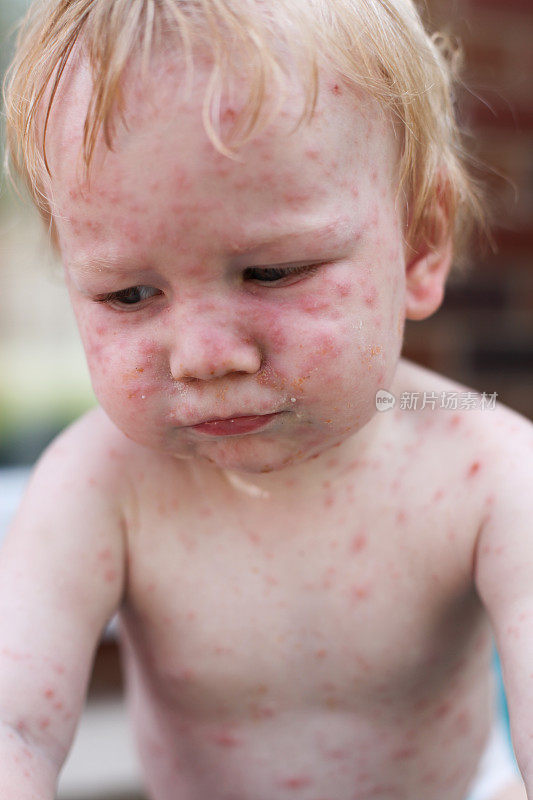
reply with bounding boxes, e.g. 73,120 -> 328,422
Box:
44,50 -> 399,262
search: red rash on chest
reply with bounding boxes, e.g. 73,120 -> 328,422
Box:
350,531 -> 367,553
280,775 -> 313,789
323,492 -> 335,508
467,460 -> 482,478
349,583 -> 372,602
392,745 -> 419,761
213,730 -> 242,748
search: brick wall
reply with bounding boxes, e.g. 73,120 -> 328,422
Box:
403,0 -> 533,419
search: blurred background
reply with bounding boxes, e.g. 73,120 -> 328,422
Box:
0,0 -> 531,798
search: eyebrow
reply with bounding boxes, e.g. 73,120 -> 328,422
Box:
68,218 -> 354,275
237,218 -> 353,254
68,256 -> 144,277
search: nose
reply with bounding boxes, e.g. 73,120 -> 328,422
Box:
169,314 -> 262,382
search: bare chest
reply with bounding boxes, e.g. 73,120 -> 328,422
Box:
121,466 -> 488,719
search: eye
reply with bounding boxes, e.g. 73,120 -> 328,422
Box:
97,285 -> 162,309
243,264 -> 321,285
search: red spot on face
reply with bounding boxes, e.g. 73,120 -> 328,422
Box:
336,281 -> 352,299
44,689 -> 55,700
299,296 -> 332,315
269,326 -> 287,349
139,339 -> 158,359
467,461 -> 481,478
331,83 -> 341,95
363,286 -> 378,308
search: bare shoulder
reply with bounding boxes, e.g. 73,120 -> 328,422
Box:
393,357 -> 533,492
34,406 -> 195,537
4,405 -> 151,575
30,405 -> 145,509
43,404 -> 140,471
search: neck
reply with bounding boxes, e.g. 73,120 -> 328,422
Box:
216,408 -> 393,500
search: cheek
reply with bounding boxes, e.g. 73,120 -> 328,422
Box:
79,317 -> 159,401
293,290 -> 401,398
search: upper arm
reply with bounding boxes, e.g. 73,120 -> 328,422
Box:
475,419 -> 533,612
474,411 -> 533,772
0,411 -> 128,769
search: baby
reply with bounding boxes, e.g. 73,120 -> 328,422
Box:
2,0 -> 532,799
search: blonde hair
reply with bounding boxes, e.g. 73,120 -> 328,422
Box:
3,0 -> 485,259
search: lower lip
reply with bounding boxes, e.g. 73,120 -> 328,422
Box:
191,413 -> 279,436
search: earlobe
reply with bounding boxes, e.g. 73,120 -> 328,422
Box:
404,202 -> 453,322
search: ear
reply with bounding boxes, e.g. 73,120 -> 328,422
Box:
404,201 -> 453,322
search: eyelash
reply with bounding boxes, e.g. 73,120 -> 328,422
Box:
96,264 -> 321,309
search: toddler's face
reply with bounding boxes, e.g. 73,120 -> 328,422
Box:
46,55 -> 407,474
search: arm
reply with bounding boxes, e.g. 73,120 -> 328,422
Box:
475,416 -> 533,798
0,413 -> 127,798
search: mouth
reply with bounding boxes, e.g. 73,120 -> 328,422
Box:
190,413 -> 281,436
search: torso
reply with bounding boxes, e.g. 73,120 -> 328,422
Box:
110,360 -> 505,800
